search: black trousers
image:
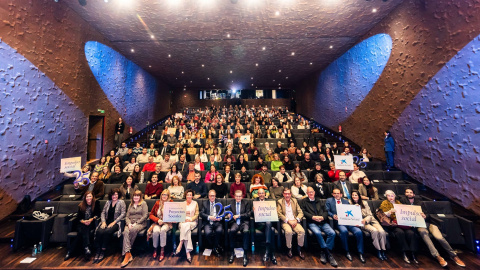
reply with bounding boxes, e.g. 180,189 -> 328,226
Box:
203,221 -> 223,249
95,224 -> 120,250
387,226 -> 417,252
228,222 -> 249,251
70,223 -> 95,252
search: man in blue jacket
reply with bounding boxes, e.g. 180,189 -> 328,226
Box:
326,188 -> 365,263
384,131 -> 395,170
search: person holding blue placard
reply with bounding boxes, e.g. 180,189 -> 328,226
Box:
326,188 -> 365,263
227,190 -> 252,266
200,189 -> 224,256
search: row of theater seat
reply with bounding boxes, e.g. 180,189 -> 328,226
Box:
15,197 -> 475,253
61,181 -> 417,201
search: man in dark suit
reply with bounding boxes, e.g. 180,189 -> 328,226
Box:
159,141 -> 171,156
301,187 -> 337,267
253,188 -> 277,264
227,190 -> 252,266
334,171 -> 353,200
200,190 -> 224,256
326,188 -> 365,263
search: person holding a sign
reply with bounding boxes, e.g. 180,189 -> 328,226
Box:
200,190 -> 225,256
227,190 -> 252,266
301,187 -> 337,267
379,190 -> 418,264
350,191 -> 387,261
400,189 -> 465,267
277,188 -> 305,259
326,188 -> 365,263
74,172 -> 105,200
148,189 -> 173,262
176,189 -> 199,263
253,188 -> 277,264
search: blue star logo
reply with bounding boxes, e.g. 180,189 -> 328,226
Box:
340,159 -> 347,165
345,210 -> 354,217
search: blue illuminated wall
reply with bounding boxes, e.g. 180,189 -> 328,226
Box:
85,41 -> 159,131
0,38 -> 87,207
392,34 -> 480,211
312,34 -> 392,127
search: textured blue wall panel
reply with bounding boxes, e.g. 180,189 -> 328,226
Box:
85,41 -> 159,131
392,34 -> 480,210
0,39 -> 87,202
313,34 -> 392,127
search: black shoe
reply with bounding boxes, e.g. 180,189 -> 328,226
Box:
377,250 -> 384,261
411,253 -> 419,264
359,253 -> 366,263
381,250 -> 388,260
93,252 -> 100,263
218,246 -> 224,254
243,256 -> 248,267
328,254 -> 338,267
84,247 -> 91,260
319,251 -> 327,264
403,252 -> 411,264
263,253 -> 269,262
214,248 -> 221,257
287,248 -> 293,258
298,247 -> 305,260
64,252 -> 71,261
97,251 -> 105,263
228,253 -> 235,263
271,254 -> 277,265
345,252 -> 353,261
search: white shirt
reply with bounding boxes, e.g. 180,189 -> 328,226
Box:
284,200 -> 295,222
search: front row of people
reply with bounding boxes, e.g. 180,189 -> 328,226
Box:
67,185 -> 466,268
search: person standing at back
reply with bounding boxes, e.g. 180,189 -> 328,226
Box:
115,117 -> 125,149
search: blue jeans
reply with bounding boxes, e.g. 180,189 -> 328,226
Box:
308,222 -> 336,251
337,225 -> 364,254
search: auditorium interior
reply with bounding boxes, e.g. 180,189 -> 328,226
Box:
0,0 -> 479,269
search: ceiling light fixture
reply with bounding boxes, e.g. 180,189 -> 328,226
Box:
227,33 -> 231,38
181,71 -> 184,74
255,63 -> 258,67
310,62 -> 313,65
275,11 -> 280,16
150,34 -> 155,39
329,45 -> 333,49
230,70 -> 233,74
262,46 -> 266,51
291,52 -> 295,56
130,49 -> 135,53
372,8 -> 377,13
168,54 -> 171,58
202,64 -> 205,67
279,70 -> 282,72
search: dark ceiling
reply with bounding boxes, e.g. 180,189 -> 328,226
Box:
64,0 -> 403,90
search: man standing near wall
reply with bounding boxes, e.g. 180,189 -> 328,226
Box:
115,117 -> 125,149
384,131 -> 395,170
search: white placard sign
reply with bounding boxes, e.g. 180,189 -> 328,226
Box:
175,113 -> 183,119
60,157 -> 82,173
253,201 -> 279,222
240,135 -> 251,144
337,204 -> 363,226
334,155 -> 354,170
162,202 -> 186,222
394,204 -> 426,228
167,127 -> 177,135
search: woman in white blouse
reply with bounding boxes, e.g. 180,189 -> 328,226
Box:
123,157 -> 138,174
167,176 -> 184,199
165,165 -> 182,183
195,147 -> 208,163
152,150 -> 163,163
175,189 -> 199,263
291,177 -> 308,200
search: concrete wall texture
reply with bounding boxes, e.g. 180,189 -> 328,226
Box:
295,0 -> 480,214
0,1 -> 170,220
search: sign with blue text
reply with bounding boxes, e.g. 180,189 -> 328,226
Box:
253,201 -> 279,222
60,157 -> 82,173
394,204 -> 426,228
334,155 -> 354,170
337,204 -> 363,226
163,202 -> 186,222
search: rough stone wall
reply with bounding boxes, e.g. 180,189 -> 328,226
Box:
0,0 -> 171,220
295,0 -> 480,214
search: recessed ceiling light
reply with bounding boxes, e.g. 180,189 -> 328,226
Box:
207,77 -> 210,80
279,70 -> 282,72
255,63 -> 258,67
275,11 -> 280,16
372,8 -> 377,13
273,79 -> 275,82
130,49 -> 135,53
184,85 -> 186,87
168,54 -> 171,58
231,80 -> 234,83
183,88 -> 186,91
190,81 -> 192,83
213,84 -> 216,87
181,71 -> 184,74
279,83 -> 281,86
251,84 -> 254,86
291,52 -> 295,56
329,45 -> 333,49
227,33 -> 231,38
286,76 -> 289,79
150,34 -> 155,39
262,46 -> 266,51
230,70 -> 233,74
201,64 -> 205,67
149,65 -> 152,68
251,77 -> 253,80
